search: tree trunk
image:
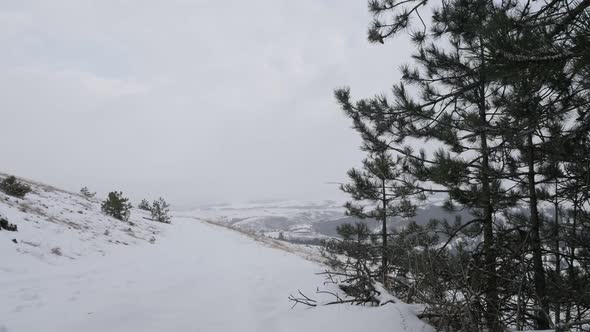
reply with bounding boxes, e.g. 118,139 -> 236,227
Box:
478,38 -> 499,332
565,195 -> 578,323
381,178 -> 388,286
554,180 -> 561,325
527,133 -> 550,329
480,123 -> 498,331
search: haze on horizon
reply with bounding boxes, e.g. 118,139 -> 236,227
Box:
0,1 -> 413,206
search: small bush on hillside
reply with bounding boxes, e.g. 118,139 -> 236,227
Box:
101,191 -> 132,221
0,217 -> 17,231
80,186 -> 96,198
0,176 -> 31,198
51,247 -> 63,256
138,199 -> 151,211
151,197 -> 171,223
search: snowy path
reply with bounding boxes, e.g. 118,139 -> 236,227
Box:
1,217 -> 432,332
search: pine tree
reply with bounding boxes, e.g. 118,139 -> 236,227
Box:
80,186 -> 96,198
493,72 -> 587,328
151,197 -> 171,223
554,125 -> 590,326
339,1 -> 518,328
488,0 -> 590,87
101,191 -> 132,221
138,199 -> 152,211
0,176 -> 31,198
341,149 -> 416,286
486,4 -> 590,326
295,0 -> 590,329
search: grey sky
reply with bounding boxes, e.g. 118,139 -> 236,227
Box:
0,1 -> 413,206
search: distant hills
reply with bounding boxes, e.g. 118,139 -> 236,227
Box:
180,200 -> 472,242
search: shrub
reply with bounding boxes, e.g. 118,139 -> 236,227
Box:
51,247 -> 63,256
151,197 -> 171,223
0,217 -> 17,231
80,186 -> 96,198
101,191 -> 132,221
0,176 -> 31,198
138,199 -> 151,211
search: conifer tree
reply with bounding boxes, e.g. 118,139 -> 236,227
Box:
151,197 -> 171,223
138,199 -> 151,211
101,191 -> 132,221
486,4 -> 590,326
554,124 -> 590,325
341,149 -> 416,285
0,176 -> 31,198
80,186 -> 96,198
294,1 -> 590,329
338,1 -> 518,328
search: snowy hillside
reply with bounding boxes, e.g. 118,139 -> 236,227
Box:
0,174 -> 164,268
0,176 -> 433,332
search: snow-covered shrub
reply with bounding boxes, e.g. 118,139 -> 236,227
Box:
80,186 -> 96,198
0,176 -> 31,198
0,214 -> 17,231
151,197 -> 170,223
138,199 -> 151,211
101,191 -> 132,221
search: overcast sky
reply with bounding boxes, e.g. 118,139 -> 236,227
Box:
0,1 -> 413,206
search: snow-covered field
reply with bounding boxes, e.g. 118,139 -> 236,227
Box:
1,176 -> 433,332
178,198 -> 471,244
176,200 -> 346,241
0,174 -> 164,266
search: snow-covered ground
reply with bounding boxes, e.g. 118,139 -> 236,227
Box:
0,174 -> 163,267
176,200 -> 345,241
1,176 -> 433,332
178,198 -> 471,243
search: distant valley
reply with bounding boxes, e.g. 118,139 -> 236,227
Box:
177,200 -> 472,243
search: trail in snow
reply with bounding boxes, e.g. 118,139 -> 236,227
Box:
1,217 -> 432,332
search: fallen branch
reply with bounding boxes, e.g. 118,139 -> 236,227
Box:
289,290 -> 317,308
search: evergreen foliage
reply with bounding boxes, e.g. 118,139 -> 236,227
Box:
80,186 -> 96,198
0,176 -> 31,198
340,149 -> 417,285
151,197 -> 170,223
0,217 -> 17,231
101,191 -> 132,221
291,1 -> 590,331
138,199 -> 152,211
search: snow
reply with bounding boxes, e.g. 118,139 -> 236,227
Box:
1,176 -> 433,332
176,200 -> 345,238
0,175 -> 162,270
